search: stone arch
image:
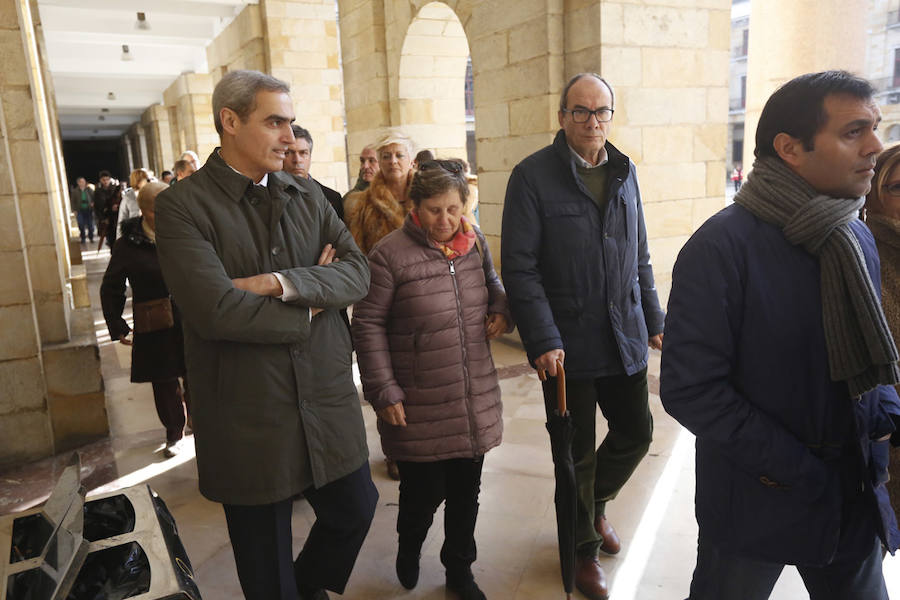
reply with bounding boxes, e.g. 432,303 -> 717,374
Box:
396,2 -> 471,163
887,124 -> 900,143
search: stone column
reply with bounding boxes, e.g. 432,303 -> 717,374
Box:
259,0 -> 348,191
163,73 -> 217,161
0,0 -> 105,466
564,0 -> 731,301
137,126 -> 149,170
338,0 -> 391,186
742,0 -> 867,169
142,104 -> 175,176
123,135 -> 135,175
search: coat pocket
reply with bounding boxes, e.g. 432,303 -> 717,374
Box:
871,439 -> 891,488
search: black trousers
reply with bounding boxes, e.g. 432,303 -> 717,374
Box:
150,378 -> 187,443
396,457 -> 484,582
223,462 -> 378,599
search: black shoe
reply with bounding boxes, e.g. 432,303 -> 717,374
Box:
446,577 -> 486,600
396,551 -> 420,589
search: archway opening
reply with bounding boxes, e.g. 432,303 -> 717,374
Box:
398,2 -> 474,170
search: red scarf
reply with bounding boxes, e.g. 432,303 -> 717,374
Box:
411,212 -> 476,260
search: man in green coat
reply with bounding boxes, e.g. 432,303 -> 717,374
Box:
155,70 -> 376,600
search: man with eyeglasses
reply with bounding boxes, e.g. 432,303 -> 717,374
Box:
501,72 -> 665,600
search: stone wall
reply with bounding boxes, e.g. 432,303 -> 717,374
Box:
260,0 -> 348,191
339,0 -> 730,302
0,0 -> 105,467
163,73 -> 217,161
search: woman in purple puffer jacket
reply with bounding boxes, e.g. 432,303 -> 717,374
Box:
352,159 -> 512,600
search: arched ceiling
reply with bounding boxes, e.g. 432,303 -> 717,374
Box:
36,0 -> 256,140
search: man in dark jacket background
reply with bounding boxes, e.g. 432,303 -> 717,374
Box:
94,170 -> 121,247
501,72 -> 665,600
156,69 -> 376,600
661,71 -> 900,599
70,176 -> 94,243
283,124 -> 345,220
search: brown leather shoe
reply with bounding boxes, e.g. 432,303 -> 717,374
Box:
594,514 -> 621,555
575,555 -> 609,600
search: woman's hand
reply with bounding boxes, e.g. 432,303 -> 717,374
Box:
377,402 -> 407,427
485,313 -> 508,340
118,333 -> 133,346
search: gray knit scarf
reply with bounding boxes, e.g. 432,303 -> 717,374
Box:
735,156 -> 900,397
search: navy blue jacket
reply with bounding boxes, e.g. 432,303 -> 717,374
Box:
501,130 -> 665,378
661,203 -> 900,565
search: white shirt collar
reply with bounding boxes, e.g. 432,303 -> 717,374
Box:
218,149 -> 269,186
568,143 -> 608,169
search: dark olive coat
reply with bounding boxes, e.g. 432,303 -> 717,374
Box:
100,217 -> 185,383
155,150 -> 371,505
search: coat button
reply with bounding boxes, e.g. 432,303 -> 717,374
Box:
249,197 -> 259,206
271,246 -> 280,256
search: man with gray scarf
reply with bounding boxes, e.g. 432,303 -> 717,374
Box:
661,71 -> 900,599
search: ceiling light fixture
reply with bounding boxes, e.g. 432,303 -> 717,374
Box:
121,44 -> 133,61
135,12 -> 150,30
107,92 -> 116,100
101,108 -> 109,113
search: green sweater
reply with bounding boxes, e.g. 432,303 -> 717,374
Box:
576,163 -> 609,216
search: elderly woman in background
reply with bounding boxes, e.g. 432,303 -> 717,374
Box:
352,159 -> 512,600
345,130 -> 415,254
116,168 -> 151,239
866,144 -> 900,528
101,182 -> 189,458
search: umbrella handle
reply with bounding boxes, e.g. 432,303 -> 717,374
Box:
556,359 -> 566,414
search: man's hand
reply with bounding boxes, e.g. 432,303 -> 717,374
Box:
649,333 -> 663,351
535,348 -> 565,378
310,243 -> 337,317
232,273 -> 283,297
485,313 -> 508,340
118,333 -> 133,346
377,402 -> 407,427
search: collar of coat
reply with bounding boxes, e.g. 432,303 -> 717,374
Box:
552,129 -> 629,181
202,148 -> 303,204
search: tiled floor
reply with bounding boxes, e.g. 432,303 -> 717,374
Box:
2,244 -> 899,599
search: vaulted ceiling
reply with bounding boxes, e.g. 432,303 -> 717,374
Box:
36,0 -> 255,140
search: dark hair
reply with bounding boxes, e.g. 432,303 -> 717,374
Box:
755,70 -> 875,159
173,159 -> 191,175
415,149 -> 434,164
291,124 -> 313,150
99,170 -> 111,179
212,70 -> 290,136
559,73 -> 615,111
409,159 -> 469,207
161,170 -> 172,178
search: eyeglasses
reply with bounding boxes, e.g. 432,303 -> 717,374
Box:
562,107 -> 614,123
883,182 -> 900,196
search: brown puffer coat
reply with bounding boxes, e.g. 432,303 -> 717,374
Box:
352,215 -> 512,462
344,171 -> 412,254
869,214 -> 900,526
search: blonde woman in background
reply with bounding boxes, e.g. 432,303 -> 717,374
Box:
866,144 -> 900,529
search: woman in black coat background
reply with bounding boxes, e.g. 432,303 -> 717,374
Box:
100,181 -> 189,457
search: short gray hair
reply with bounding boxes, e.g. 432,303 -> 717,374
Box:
212,70 -> 290,136
375,130 -> 415,156
559,73 -> 615,112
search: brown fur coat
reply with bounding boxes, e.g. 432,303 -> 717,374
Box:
870,214 -> 900,525
344,171 -> 413,254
